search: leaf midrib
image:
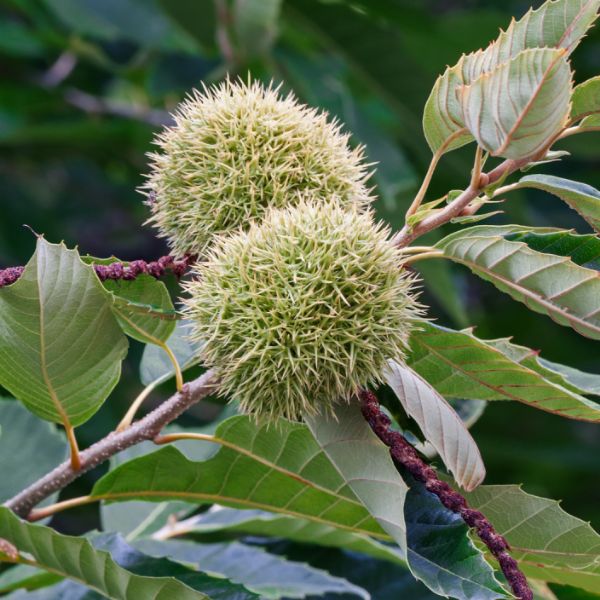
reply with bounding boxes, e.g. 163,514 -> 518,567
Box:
95,490 -> 389,540
36,246 -> 70,429
446,235 -> 600,337
412,332 -> 599,421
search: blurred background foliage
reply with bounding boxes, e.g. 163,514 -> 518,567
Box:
0,0 -> 598,561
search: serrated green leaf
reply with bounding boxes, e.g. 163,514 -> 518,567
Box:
537,358 -> 600,394
0,509 -> 213,600
91,415 -> 386,540
153,507 -> 404,565
304,402 -> 409,554
459,48 -> 572,160
105,275 -> 176,346
404,476 -> 506,600
135,539 -> 369,599
512,175 -> 600,233
436,225 -> 600,340
464,0 -> 600,73
422,65 -> 474,154
139,319 -> 202,387
0,400 -> 67,504
407,322 -> 600,421
384,361 -> 485,491
306,404 -> 505,600
502,229 -> 600,268
0,238 -> 128,427
423,0 -> 599,154
1,532 -> 260,599
571,76 -> 600,121
464,485 -> 600,594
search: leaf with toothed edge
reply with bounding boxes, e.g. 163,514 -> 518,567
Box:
104,275 -> 177,346
407,321 -> 600,421
306,404 -> 506,600
0,238 -> 128,427
571,75 -> 600,121
510,175 -> 600,233
91,415 -> 389,540
436,225 -> 600,341
422,0 -> 600,154
0,508 -> 235,600
462,485 -> 600,593
384,360 -> 486,491
459,48 -> 572,160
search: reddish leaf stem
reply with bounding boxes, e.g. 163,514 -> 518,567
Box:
359,389 -> 533,600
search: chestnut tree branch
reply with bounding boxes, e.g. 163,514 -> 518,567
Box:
392,156 -> 532,249
3,369 -> 220,519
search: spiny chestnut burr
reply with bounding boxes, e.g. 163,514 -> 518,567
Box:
143,79 -> 373,257
183,201 -> 422,422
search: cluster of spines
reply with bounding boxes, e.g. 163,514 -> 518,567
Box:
143,79 -> 373,257
184,201 -> 421,422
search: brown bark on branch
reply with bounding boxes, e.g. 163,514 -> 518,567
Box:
3,369 -> 219,519
392,157 -> 531,249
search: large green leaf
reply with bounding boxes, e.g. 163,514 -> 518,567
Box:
464,486 -> 600,594
384,361 -> 485,491
404,476 -> 506,600
304,402 -> 409,554
0,238 -> 128,427
91,416 -> 386,540
571,76 -> 600,121
306,403 -> 505,600
0,533 -> 258,600
0,508 -> 216,600
436,225 -> 600,340
423,0 -> 599,154
153,507 -> 404,565
0,532 -> 259,599
463,0 -> 600,75
0,400 -> 67,504
105,275 -> 176,346
407,322 -> 600,421
135,539 -> 369,599
512,175 -> 600,232
459,48 -> 572,159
